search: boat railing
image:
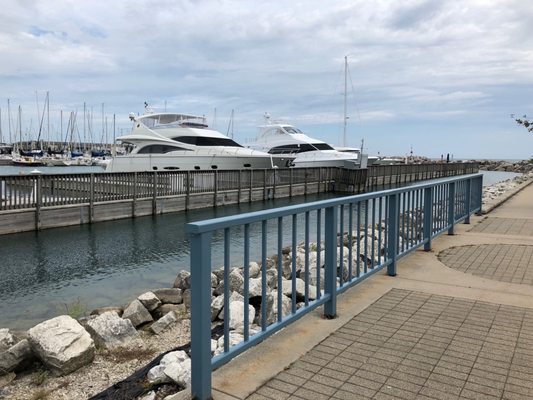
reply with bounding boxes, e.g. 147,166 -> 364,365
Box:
186,173 -> 483,399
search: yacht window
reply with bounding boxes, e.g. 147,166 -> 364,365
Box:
152,166 -> 158,170
172,136 -> 243,147
163,166 -> 180,170
211,165 -> 218,169
194,166 -> 200,170
243,163 -> 251,167
137,145 -> 189,154
268,142 -> 334,154
284,127 -> 303,134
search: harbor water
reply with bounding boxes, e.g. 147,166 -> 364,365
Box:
0,167 -> 521,330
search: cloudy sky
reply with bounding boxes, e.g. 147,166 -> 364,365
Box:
1,0 -> 532,159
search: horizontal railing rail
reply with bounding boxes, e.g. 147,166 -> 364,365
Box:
186,173 -> 483,399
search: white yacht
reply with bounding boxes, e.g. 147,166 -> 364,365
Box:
247,116 -> 361,169
105,111 -> 294,172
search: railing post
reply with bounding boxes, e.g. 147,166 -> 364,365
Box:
448,182 -> 456,235
386,194 -> 398,276
190,230 -> 213,400
35,175 -> 42,231
475,174 -> 483,215
423,187 -> 434,251
214,170 -> 218,206
464,179 -> 471,224
324,206 -> 337,318
152,171 -> 157,215
89,174 -> 95,223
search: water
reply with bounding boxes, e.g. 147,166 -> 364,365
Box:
480,170 -> 522,186
0,165 -> 104,176
0,192 -> 340,330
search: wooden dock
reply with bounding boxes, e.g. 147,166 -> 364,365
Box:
0,163 -> 478,235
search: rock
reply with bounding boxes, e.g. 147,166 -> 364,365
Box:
182,289 -> 191,309
0,329 -> 15,352
266,268 -> 278,288
248,262 -> 261,278
0,339 -> 34,375
211,273 -> 218,288
89,306 -> 123,317
150,311 -> 177,335
147,364 -> 171,384
122,300 -> 153,327
27,315 -> 95,376
173,270 -> 191,290
138,292 -> 162,312
214,331 -> 244,356
219,300 -> 255,331
140,390 -> 157,400
164,357 -> 191,387
211,339 -> 217,355
248,277 -> 264,298
154,304 -> 188,320
86,311 -> 139,349
265,290 -> 292,325
281,278 -> 318,300
152,288 -> 183,304
211,295 -> 224,321
213,268 -> 244,296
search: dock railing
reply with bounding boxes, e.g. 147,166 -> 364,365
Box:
186,173 -> 483,399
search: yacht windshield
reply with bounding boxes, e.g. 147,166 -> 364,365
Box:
172,136 -> 243,147
283,127 -> 304,134
268,142 -> 334,154
138,144 -> 190,154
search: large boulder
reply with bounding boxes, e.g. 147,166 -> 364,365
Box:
147,350 -> 191,387
0,339 -> 34,375
265,290 -> 292,325
281,278 -> 318,301
219,300 -> 255,331
122,300 -> 153,327
138,292 -> 161,312
89,306 -> 123,317
27,315 -> 95,376
173,270 -> 191,290
85,311 -> 139,349
152,288 -> 183,304
150,312 -> 177,335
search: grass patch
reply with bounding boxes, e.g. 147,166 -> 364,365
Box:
63,297 -> 87,319
32,369 -> 48,387
102,346 -> 155,363
30,388 -> 50,400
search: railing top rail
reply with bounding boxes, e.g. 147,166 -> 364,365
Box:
186,173 -> 483,234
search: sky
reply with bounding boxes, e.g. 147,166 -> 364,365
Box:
1,0 -> 532,159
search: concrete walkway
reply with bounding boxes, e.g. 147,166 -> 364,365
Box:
211,183 -> 533,400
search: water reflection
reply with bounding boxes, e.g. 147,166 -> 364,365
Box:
0,193 -> 340,330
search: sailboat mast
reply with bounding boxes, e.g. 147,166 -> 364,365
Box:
343,55 -> 348,147
7,99 -> 12,145
0,108 -> 2,144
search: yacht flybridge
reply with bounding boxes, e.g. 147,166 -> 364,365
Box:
247,116 -> 362,169
105,112 -> 295,172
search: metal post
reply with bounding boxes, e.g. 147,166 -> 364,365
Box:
185,171 -> 190,210
324,206 -> 337,318
89,174 -> 94,223
289,168 -> 293,197
152,171 -> 157,215
35,176 -> 42,230
475,174 -> 483,215
448,182 -> 456,235
214,170 -> 218,206
386,194 -> 398,276
464,179 -> 471,224
423,187 -> 434,251
190,231 -> 213,400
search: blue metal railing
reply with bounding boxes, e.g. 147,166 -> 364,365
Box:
186,173 -> 483,399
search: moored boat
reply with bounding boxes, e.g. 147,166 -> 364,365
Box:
105,110 -> 295,172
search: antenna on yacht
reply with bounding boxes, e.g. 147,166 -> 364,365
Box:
264,112 -> 272,124
226,109 -> 234,139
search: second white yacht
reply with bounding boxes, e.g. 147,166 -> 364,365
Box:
247,116 -> 361,169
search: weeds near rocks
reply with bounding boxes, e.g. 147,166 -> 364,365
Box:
30,388 -> 51,400
64,297 -> 87,319
102,346 -> 155,363
32,369 -> 49,386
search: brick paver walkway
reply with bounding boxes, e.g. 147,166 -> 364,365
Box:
247,289 -> 533,400
438,244 -> 533,285
469,217 -> 533,236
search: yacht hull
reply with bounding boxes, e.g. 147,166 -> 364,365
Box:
106,153 -> 293,172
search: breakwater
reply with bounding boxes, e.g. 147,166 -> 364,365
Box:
0,162 -> 478,235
